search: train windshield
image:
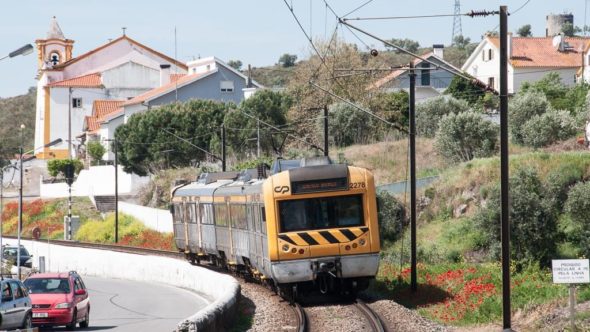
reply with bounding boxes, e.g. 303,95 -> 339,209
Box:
279,194 -> 364,232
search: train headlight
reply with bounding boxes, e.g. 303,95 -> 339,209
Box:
359,239 -> 366,246
282,244 -> 290,252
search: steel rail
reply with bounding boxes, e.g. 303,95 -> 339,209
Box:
355,299 -> 385,332
293,303 -> 307,332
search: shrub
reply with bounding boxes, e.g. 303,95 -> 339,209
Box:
564,182 -> 590,257
509,91 -> 552,145
47,159 -> 83,178
75,213 -> 144,243
377,190 -> 406,242
86,141 -> 106,165
520,110 -> 577,148
325,102 -> 376,147
434,112 -> 499,163
475,167 -> 558,267
416,96 -> 470,138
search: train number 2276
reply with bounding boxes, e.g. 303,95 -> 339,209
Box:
349,182 -> 366,189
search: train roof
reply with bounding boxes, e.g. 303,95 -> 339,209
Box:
172,156 -> 343,198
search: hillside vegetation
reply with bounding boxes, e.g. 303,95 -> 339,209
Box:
0,87 -> 35,159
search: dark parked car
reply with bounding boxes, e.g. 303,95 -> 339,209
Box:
2,245 -> 32,268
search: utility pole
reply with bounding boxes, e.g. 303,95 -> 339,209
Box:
409,62 -> 417,293
17,125 -> 24,280
68,87 -> 72,159
323,105 -> 329,157
257,119 -> 260,158
221,124 -> 226,171
114,139 -> 119,243
499,5 -> 512,331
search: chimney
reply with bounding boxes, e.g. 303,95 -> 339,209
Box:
160,64 -> 171,86
433,44 -> 444,59
507,33 -> 512,58
247,64 -> 253,88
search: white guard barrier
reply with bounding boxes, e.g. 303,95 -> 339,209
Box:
11,239 -> 240,332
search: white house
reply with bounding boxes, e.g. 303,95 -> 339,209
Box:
462,34 -> 590,94
33,17 -> 187,160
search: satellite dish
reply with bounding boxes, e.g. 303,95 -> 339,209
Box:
552,34 -> 563,50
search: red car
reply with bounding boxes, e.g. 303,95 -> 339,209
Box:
24,271 -> 90,330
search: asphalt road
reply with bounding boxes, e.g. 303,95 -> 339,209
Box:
39,276 -> 210,332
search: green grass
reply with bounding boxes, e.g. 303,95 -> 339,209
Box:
366,262 -> 571,326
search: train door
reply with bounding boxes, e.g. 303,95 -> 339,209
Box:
247,202 -> 260,271
214,200 -> 231,262
259,203 -> 271,276
185,201 -> 199,253
172,202 -> 186,251
230,202 -> 249,265
200,202 -> 217,255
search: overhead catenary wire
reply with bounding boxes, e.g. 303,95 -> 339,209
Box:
310,81 -> 407,133
240,110 -> 324,152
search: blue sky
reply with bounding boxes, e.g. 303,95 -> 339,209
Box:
0,0 -> 587,97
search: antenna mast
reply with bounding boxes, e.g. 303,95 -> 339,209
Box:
452,0 -> 462,44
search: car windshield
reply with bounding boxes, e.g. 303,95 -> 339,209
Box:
24,278 -> 70,294
3,247 -> 29,257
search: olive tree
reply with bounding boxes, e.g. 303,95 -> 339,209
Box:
434,112 -> 499,163
416,96 -> 470,138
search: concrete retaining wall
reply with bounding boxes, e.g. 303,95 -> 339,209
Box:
13,239 -> 240,332
118,202 -> 173,233
40,165 -> 149,198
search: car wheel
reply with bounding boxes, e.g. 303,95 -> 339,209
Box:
79,308 -> 89,328
66,309 -> 77,330
21,313 -> 32,329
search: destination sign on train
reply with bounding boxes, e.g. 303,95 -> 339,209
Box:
292,178 -> 347,194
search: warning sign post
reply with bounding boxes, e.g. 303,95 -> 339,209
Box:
552,259 -> 590,332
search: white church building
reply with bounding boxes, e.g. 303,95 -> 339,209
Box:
34,17 -> 187,159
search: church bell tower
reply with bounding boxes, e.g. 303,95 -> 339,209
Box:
35,16 -> 74,71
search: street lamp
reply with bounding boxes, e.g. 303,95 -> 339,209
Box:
0,44 -> 34,62
15,126 -> 62,280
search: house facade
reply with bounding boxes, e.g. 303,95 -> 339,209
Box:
33,17 -> 187,159
462,34 -> 589,94
370,45 -> 463,101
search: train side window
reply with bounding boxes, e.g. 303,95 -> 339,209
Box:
230,204 -> 247,229
214,204 -> 229,227
246,205 -> 254,231
173,204 -> 183,223
260,205 -> 266,235
200,204 -> 214,225
186,203 -> 197,224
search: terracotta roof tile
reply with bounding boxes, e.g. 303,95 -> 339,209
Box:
122,70 -> 215,106
84,100 -> 124,133
170,73 -> 185,83
489,36 -> 590,68
47,73 -> 102,88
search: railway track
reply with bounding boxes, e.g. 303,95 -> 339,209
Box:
3,235 -> 184,259
354,299 -> 385,332
298,298 -> 386,332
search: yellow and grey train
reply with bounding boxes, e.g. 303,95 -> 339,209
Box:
170,157 -> 381,297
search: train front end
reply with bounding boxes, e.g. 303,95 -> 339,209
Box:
264,161 -> 380,296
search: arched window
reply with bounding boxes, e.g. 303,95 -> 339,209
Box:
49,51 -> 60,66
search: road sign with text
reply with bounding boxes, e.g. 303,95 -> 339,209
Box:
552,259 -> 590,284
